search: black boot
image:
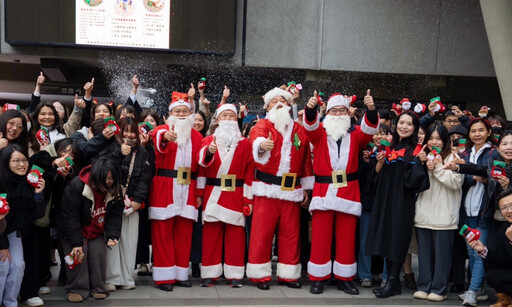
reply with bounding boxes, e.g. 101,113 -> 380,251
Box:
373,277 -> 401,298
309,281 -> 324,294
337,280 -> 360,295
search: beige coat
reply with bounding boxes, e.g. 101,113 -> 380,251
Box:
415,153 -> 463,230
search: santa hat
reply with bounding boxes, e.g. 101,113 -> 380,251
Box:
263,87 -> 293,109
326,94 -> 356,113
168,92 -> 190,111
216,103 -> 237,117
400,98 -> 411,110
478,106 -> 490,117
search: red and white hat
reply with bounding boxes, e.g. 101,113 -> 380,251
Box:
326,94 -> 356,113
168,92 -> 190,111
400,98 -> 411,110
216,103 -> 237,117
263,87 -> 293,109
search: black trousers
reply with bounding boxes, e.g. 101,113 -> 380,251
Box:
135,206 -> 152,265
19,226 -> 40,300
486,268 -> 512,297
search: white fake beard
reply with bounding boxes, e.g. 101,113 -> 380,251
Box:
214,120 -> 241,152
266,103 -> 292,135
322,114 -> 351,141
166,114 -> 194,147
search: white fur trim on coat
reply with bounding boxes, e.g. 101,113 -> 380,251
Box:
155,129 -> 168,153
224,263 -> 245,280
252,137 -> 271,165
152,266 -> 176,281
303,112 -> 319,131
251,181 -> 304,202
276,262 -> 302,280
333,261 -> 357,278
309,196 -> 362,216
360,114 -> 379,135
243,183 -> 253,200
246,261 -> 272,280
301,176 -> 315,190
276,120 -> 293,175
203,203 -> 245,227
175,266 -> 190,281
307,261 -> 332,278
149,204 -> 198,221
200,263 -> 223,279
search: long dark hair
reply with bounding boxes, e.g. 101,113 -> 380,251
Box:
0,144 -> 28,191
88,157 -> 122,196
390,111 -> 420,155
30,101 -> 65,152
194,110 -> 209,137
423,124 -> 451,160
467,117 -> 496,149
139,109 -> 163,126
90,102 -> 114,125
115,105 -> 136,121
0,110 -> 29,152
54,138 -> 79,166
53,101 -> 69,123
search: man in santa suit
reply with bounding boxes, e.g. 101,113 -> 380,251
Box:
303,90 -> 379,294
196,103 -> 254,288
149,91 -> 203,291
247,87 -> 314,290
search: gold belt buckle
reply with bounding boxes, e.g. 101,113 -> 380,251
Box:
221,174 -> 237,192
281,173 -> 297,191
332,170 -> 347,188
177,167 -> 191,185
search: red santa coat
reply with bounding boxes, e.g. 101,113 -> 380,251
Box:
149,124 -> 203,221
249,118 -> 314,201
303,113 -> 379,216
196,135 -> 254,227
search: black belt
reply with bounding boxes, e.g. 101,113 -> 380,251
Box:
315,172 -> 358,184
206,177 -> 244,187
255,170 -> 300,189
156,169 -> 197,180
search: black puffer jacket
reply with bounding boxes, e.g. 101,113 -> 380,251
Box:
58,166 -> 123,248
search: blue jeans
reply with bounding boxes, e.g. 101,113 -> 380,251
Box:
358,211 -> 372,279
465,217 -> 489,292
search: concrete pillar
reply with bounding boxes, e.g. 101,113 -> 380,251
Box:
480,0 -> 512,119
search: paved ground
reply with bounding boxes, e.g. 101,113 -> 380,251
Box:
41,263 -> 494,306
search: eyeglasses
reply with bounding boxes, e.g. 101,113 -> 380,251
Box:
329,108 -> 348,115
10,159 -> 28,165
499,205 -> 512,213
445,119 -> 459,124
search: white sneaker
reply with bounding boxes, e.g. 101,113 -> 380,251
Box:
413,290 -> 428,299
459,290 -> 467,300
360,278 -> 372,288
476,288 -> 488,301
426,292 -> 447,302
22,296 -> 44,307
104,283 -> 116,292
38,286 -> 51,295
120,284 -> 136,290
462,290 -> 478,306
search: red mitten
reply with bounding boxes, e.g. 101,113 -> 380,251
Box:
0,193 -> 10,214
243,204 -> 252,216
391,103 -> 403,115
104,117 -> 120,134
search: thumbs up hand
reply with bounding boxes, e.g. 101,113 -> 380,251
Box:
74,94 -> 86,109
208,136 -> 217,154
188,83 -> 196,100
164,125 -> 177,142
221,86 -> 230,104
121,139 -> 132,156
307,90 -> 318,109
84,77 -> 95,98
364,89 -> 375,111
36,72 -> 45,86
260,132 -> 274,152
417,145 -> 428,163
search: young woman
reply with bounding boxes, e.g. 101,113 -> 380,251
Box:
139,109 -> 162,129
447,118 -> 499,306
193,110 -> 209,137
366,111 -> 430,298
0,110 -> 29,153
58,157 -> 123,303
413,124 -> 463,302
30,102 -> 66,153
98,117 -> 152,291
0,145 -> 46,307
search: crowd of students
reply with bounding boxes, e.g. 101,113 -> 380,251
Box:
0,72 -> 511,307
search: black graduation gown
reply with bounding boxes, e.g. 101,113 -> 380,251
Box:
365,143 -> 429,263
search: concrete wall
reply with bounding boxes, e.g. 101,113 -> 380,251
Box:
245,0 -> 495,77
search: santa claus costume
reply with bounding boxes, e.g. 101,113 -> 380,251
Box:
246,88 -> 314,289
196,104 -> 254,287
303,92 -> 379,294
149,92 -> 203,289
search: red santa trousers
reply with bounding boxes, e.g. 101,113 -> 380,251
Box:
308,210 -> 357,281
151,216 -> 193,285
201,221 -> 246,280
246,196 -> 301,282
